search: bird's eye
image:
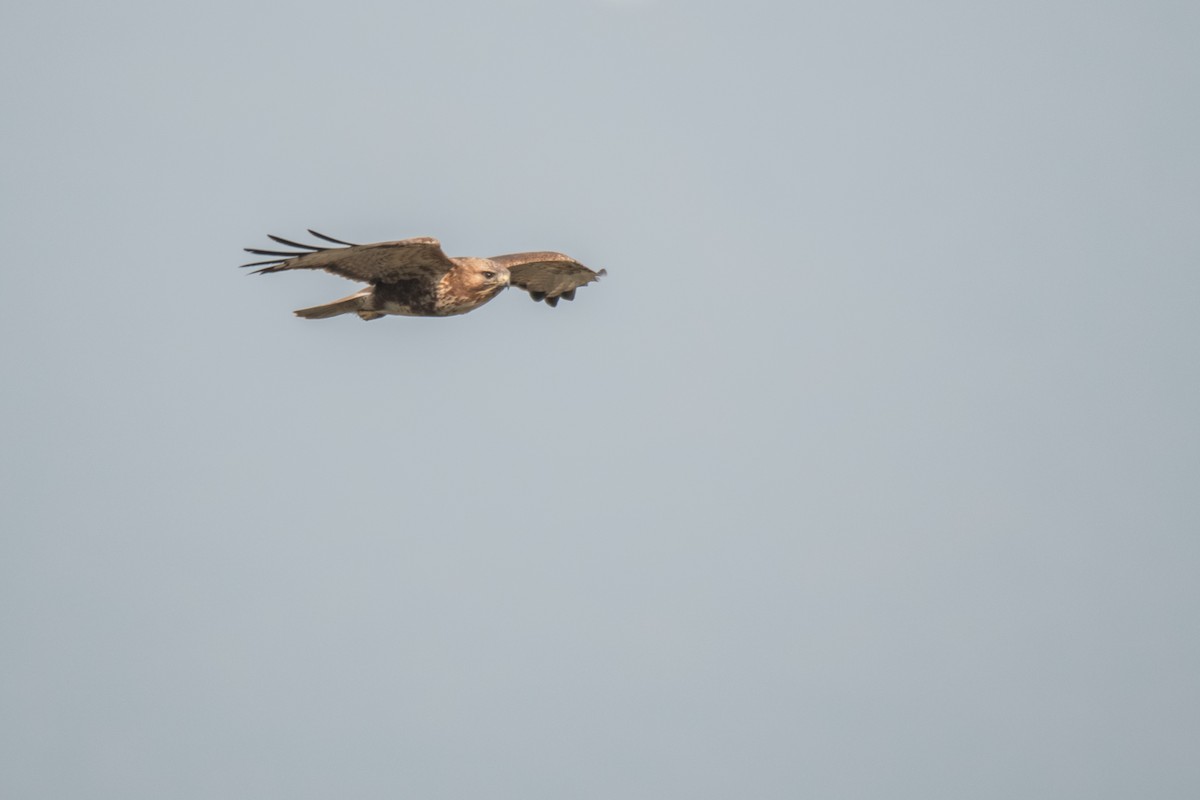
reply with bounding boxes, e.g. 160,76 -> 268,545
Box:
482,271 -> 496,279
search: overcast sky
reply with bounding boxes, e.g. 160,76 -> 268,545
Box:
2,1 -> 1198,798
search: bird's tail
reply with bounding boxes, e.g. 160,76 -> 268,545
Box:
294,289 -> 377,320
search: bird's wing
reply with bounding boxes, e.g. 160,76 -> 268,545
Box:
242,231 -> 457,283
488,251 -> 606,307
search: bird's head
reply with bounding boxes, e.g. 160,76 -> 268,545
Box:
440,257 -> 511,313
455,257 -> 510,292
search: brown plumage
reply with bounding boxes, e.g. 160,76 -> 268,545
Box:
241,230 -> 606,321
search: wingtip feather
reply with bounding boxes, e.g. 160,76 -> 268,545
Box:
307,229 -> 358,246
267,234 -> 326,251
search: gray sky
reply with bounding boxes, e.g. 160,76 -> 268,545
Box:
3,1 -> 1198,797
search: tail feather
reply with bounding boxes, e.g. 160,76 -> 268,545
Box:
293,290 -> 372,320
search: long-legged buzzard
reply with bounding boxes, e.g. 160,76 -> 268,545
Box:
242,230 -> 606,321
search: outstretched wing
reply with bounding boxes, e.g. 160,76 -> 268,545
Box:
242,231 -> 457,283
488,251 -> 607,307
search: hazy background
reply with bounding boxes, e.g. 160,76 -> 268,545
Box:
2,1 -> 1198,797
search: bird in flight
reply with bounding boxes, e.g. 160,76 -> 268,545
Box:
242,230 -> 606,321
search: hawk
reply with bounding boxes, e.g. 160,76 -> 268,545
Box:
242,230 -> 606,321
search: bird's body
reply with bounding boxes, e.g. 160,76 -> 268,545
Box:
242,231 -> 605,321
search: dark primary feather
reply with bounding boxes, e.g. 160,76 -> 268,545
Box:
267,234 -> 327,251
308,230 -> 358,246
244,248 -> 304,257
